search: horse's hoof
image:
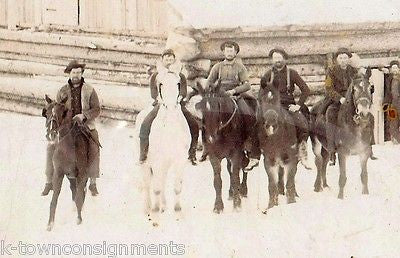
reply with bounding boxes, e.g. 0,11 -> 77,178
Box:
362,188 -> 369,195
262,209 -> 268,215
47,223 -> 54,231
152,222 -> 159,227
89,184 -> 99,196
189,157 -> 197,166
287,197 -> 296,204
338,193 -> 344,199
41,183 -> 53,196
314,184 -> 323,192
152,206 -> 160,213
76,218 -> 82,225
233,198 -> 241,209
240,187 -> 248,198
213,202 -> 224,214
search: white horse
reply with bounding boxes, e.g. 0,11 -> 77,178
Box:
134,71 -> 191,222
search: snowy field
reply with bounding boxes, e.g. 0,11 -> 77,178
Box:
1,111 -> 400,257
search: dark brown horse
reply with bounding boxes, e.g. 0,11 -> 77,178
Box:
310,69 -> 374,198
258,85 -> 299,211
46,96 -> 91,231
195,87 -> 251,213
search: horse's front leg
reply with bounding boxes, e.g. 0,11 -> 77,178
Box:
285,161 -> 297,204
227,159 -> 233,200
263,157 -> 279,211
338,153 -> 347,199
210,155 -> 223,213
312,138 -> 323,192
360,150 -> 370,195
230,153 -> 242,211
75,175 -> 88,225
173,162 -> 185,212
240,171 -> 248,198
47,171 -> 63,231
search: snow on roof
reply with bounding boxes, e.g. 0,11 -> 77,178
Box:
168,0 -> 400,29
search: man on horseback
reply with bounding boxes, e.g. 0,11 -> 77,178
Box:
139,49 -> 199,164
323,48 -> 377,161
259,47 -> 312,169
42,60 -> 101,196
206,41 -> 261,171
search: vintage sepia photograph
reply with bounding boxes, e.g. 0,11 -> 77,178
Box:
1,0 -> 400,257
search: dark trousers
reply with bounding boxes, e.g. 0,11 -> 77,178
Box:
326,103 -> 341,152
139,104 -> 199,158
282,102 -> 310,143
238,95 -> 261,160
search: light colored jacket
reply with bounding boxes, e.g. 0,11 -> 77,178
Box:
56,82 -> 100,130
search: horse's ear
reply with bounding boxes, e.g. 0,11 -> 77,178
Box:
41,108 -> 47,118
45,94 -> 52,104
365,67 -> 372,79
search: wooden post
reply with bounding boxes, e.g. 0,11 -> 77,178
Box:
33,0 -> 43,27
371,69 -> 385,144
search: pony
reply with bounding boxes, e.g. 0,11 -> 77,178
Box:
134,71 -> 191,224
310,68 -> 374,198
258,84 -> 300,211
194,86 -> 253,213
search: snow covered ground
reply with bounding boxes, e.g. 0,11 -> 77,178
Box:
1,111 -> 400,257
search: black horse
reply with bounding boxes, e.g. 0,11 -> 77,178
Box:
310,69 -> 374,198
195,87 -> 253,213
258,85 -> 300,211
46,96 -> 92,231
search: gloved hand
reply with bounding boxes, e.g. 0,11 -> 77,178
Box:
226,90 -> 236,96
288,104 -> 301,112
73,114 -> 86,123
340,97 -> 346,104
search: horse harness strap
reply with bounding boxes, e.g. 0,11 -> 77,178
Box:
218,97 -> 239,131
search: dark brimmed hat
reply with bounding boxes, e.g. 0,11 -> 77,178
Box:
161,48 -> 176,58
220,41 -> 240,53
64,60 -> 86,74
389,60 -> 400,67
268,47 -> 289,59
334,47 -> 352,58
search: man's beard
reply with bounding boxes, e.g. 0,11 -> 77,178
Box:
225,56 -> 235,61
71,77 -> 81,84
274,62 -> 285,69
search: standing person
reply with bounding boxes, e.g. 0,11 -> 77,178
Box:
42,60 -> 101,196
388,60 -> 400,143
259,47 -> 312,169
139,49 -> 199,164
206,41 -> 260,171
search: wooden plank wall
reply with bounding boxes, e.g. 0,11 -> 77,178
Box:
79,0 -> 169,34
0,0 -> 169,34
0,0 -> 7,26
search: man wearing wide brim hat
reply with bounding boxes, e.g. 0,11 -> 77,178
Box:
41,60 -> 102,196
321,47 -> 359,162
206,40 -> 261,171
260,47 -> 312,169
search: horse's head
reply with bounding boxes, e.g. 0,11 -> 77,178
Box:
195,85 -> 237,143
258,84 -> 281,136
42,95 -> 57,141
156,71 -> 181,107
51,96 -> 72,134
348,67 -> 373,118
